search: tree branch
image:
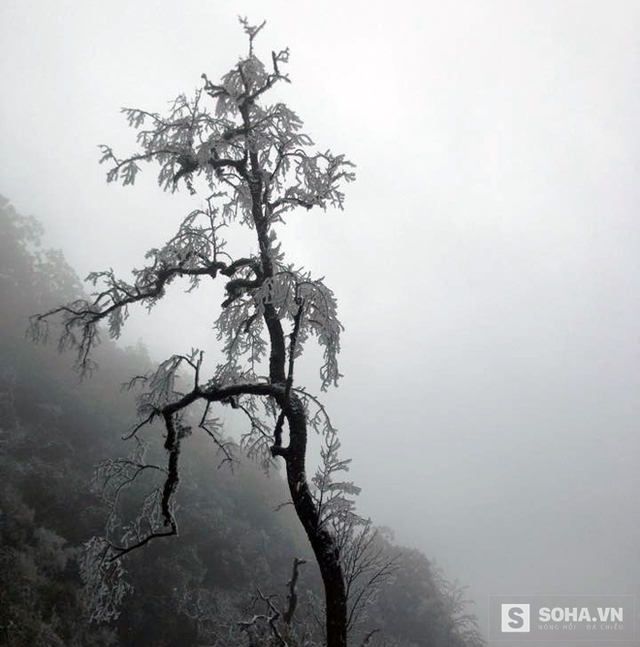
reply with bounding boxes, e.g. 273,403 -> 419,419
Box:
283,557 -> 307,624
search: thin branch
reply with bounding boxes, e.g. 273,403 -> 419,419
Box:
198,401 -> 235,467
109,527 -> 177,561
283,557 -> 307,624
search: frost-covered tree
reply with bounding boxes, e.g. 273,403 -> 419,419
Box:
31,19 -> 358,647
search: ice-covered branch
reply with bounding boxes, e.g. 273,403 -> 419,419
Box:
38,18 -> 356,645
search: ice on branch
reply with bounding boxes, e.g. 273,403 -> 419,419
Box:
32,20 -> 361,644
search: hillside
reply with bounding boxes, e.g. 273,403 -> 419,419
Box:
0,195 -> 484,647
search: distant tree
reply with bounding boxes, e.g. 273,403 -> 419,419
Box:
31,19 -> 362,647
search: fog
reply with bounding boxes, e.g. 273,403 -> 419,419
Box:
2,1 -> 639,642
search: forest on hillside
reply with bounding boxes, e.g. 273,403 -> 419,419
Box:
0,195 -> 485,646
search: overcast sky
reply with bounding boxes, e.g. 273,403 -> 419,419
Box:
2,1 -> 639,641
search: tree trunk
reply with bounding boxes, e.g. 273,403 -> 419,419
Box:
284,394 -> 348,647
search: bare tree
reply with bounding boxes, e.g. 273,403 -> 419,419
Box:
31,18 -> 357,647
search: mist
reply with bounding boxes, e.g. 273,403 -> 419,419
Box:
2,1 -> 639,642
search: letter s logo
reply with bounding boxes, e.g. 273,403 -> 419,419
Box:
509,606 -> 525,628
502,604 -> 531,632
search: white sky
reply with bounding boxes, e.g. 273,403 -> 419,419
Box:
2,0 -> 640,638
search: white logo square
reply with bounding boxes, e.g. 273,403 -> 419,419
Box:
501,604 -> 530,632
